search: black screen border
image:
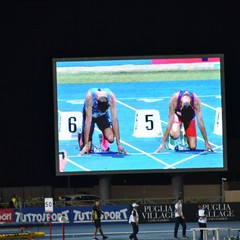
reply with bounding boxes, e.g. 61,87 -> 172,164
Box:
52,54 -> 227,176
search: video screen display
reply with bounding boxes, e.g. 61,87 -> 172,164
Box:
53,55 -> 226,175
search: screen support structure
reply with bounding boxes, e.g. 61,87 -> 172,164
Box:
171,174 -> 184,199
99,176 -> 112,203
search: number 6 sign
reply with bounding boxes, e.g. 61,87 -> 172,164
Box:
58,111 -> 83,140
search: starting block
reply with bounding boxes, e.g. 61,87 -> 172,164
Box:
58,111 -> 82,140
133,109 -> 163,138
213,107 -> 222,136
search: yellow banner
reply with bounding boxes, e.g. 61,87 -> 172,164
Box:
0,232 -> 45,239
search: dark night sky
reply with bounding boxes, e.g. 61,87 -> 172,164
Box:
1,1 -> 240,187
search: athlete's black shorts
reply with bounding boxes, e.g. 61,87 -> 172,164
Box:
94,219 -> 101,228
81,110 -> 111,142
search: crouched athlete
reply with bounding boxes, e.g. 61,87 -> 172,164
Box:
78,88 -> 127,155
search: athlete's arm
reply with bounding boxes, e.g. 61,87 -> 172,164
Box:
194,94 -> 214,152
80,90 -> 93,155
155,93 -> 178,152
59,150 -> 68,172
91,209 -> 94,223
100,208 -> 105,215
109,92 -> 127,154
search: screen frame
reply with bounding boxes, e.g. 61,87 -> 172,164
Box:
53,54 -> 227,176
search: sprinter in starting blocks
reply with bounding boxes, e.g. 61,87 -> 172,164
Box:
77,88 -> 127,155
155,90 -> 214,153
165,127 -> 189,151
78,132 -> 111,154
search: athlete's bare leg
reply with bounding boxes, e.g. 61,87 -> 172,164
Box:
187,136 -> 197,150
103,127 -> 114,143
170,123 -> 181,139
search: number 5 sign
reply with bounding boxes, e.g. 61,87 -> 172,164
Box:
133,109 -> 163,138
45,198 -> 54,213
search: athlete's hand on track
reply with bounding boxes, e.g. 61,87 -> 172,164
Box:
205,142 -> 214,152
79,144 -> 91,156
117,144 -> 127,154
155,143 -> 166,153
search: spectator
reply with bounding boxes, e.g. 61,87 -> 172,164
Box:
197,204 -> 207,240
91,199 -> 108,240
174,197 -> 188,239
8,194 -> 18,208
129,203 -> 139,240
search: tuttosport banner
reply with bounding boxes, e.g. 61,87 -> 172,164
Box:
2,205 -> 130,225
0,209 -> 14,222
1,203 -> 240,225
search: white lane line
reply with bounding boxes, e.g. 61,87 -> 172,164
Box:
68,152 -> 170,157
120,140 -> 173,168
116,99 -> 137,111
196,137 -> 220,147
64,98 -> 220,170
201,102 -> 217,111
91,127 -> 172,167
164,145 -> 223,169
66,158 -> 90,171
66,127 -> 169,168
67,150 -> 170,169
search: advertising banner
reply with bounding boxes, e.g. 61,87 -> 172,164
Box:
0,209 -> 14,223
139,203 -> 240,223
13,205 -> 129,225
0,202 -> 239,226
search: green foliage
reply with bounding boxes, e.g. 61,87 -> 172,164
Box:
57,70 -> 220,84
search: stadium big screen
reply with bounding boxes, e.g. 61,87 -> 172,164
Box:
53,54 -> 226,175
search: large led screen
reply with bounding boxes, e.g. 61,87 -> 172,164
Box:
53,55 -> 226,175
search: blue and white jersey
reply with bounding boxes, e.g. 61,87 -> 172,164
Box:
84,88 -> 111,118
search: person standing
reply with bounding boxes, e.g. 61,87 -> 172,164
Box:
8,194 -> 18,208
129,203 -> 139,240
174,197 -> 188,239
197,204 -> 207,240
91,200 -> 108,240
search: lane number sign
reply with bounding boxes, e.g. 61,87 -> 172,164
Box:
45,198 -> 53,213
